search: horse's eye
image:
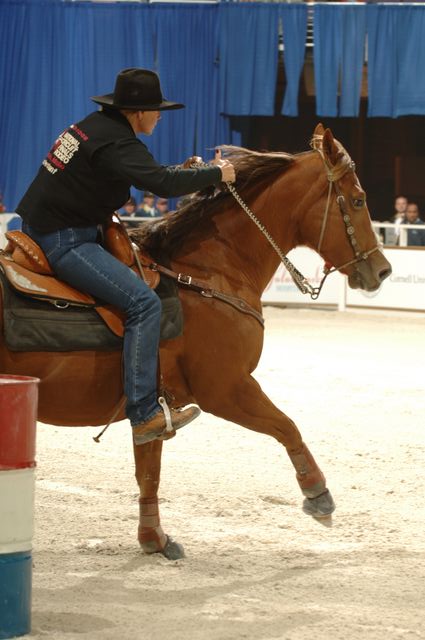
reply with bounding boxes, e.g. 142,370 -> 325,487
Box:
352,198 -> 364,209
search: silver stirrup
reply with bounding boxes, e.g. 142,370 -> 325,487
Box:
158,396 -> 174,434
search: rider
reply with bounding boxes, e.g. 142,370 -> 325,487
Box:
16,68 -> 236,445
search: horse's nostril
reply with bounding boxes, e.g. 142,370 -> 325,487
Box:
379,267 -> 392,281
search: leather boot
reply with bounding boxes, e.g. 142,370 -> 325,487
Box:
133,405 -> 201,446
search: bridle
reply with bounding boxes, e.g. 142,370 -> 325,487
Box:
225,139 -> 380,300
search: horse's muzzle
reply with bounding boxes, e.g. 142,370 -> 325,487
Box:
349,251 -> 392,291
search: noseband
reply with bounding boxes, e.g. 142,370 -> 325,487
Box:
226,144 -> 380,300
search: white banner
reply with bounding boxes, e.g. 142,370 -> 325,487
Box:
262,247 -> 425,313
261,247 -> 343,306
347,248 -> 425,311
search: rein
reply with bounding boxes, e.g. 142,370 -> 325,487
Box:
226,142 -> 380,300
227,183 -> 323,299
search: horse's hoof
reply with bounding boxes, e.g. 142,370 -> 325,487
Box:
160,536 -> 186,561
312,514 -> 333,527
302,489 -> 335,520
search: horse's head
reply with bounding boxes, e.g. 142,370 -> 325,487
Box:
305,124 -> 391,292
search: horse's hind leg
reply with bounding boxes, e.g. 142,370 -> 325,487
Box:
197,374 -> 335,522
133,439 -> 185,560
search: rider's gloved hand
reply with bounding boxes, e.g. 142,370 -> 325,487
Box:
181,155 -> 203,169
212,149 -> 236,184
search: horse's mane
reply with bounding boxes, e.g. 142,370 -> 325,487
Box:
131,145 -> 295,257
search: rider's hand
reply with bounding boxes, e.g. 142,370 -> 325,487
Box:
182,155 -> 203,169
212,149 -> 236,183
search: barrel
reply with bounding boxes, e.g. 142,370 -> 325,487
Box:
0,374 -> 39,639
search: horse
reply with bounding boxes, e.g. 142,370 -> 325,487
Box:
0,125 -> 391,559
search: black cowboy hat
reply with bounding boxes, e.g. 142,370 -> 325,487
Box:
91,68 -> 184,111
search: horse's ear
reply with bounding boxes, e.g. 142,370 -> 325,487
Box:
322,128 -> 339,166
314,123 -> 325,137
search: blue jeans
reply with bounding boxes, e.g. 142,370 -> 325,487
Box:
22,223 -> 162,426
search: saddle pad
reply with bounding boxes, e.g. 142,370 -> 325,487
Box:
0,273 -> 183,352
0,276 -> 122,352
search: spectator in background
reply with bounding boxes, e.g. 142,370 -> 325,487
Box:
385,195 -> 408,245
119,196 -> 139,228
120,196 -> 137,216
392,195 -> 408,223
155,197 -> 169,216
0,193 -> 6,213
137,191 -> 159,218
405,203 -> 425,247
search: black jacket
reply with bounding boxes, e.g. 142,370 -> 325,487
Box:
17,109 -> 222,232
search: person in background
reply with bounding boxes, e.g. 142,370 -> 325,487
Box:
392,195 -> 408,222
155,197 -> 169,216
384,195 -> 408,245
118,196 -> 140,228
121,196 -> 137,216
137,191 -> 159,218
405,203 -> 425,247
15,67 -> 235,445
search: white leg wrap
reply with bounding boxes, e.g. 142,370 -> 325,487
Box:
158,396 -> 174,433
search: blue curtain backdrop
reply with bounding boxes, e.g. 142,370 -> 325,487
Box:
395,7 -> 425,117
152,4 -> 224,165
366,5 -> 398,117
313,4 -> 366,117
0,0 -> 230,210
367,5 -> 425,117
340,5 -> 367,117
1,1 -> 425,211
279,4 -> 308,117
218,3 -> 280,116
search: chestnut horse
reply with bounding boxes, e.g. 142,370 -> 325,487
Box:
0,125 -> 391,559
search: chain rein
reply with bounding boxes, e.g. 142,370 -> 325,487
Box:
225,183 -> 318,297
200,148 -> 379,301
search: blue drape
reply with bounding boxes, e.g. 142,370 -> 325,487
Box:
367,5 -> 425,117
1,1 -> 425,211
366,5 -> 398,117
314,4 -> 366,117
0,0 -> 158,210
279,4 -> 308,117
218,3 -> 279,116
0,0 -> 229,211
152,4 -> 226,165
313,5 -> 342,117
340,6 -> 366,117
396,7 -> 425,116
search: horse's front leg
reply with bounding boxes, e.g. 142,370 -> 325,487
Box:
133,439 -> 185,559
197,374 -> 335,523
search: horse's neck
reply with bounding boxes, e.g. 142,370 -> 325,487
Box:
188,157 -> 323,293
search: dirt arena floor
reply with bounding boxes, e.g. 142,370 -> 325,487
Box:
26,306 -> 424,640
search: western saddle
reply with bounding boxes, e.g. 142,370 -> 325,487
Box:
0,219 -> 159,337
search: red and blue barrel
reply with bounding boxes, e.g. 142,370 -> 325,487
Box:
0,374 -> 39,639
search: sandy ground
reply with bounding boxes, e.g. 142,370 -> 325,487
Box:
23,305 -> 425,640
